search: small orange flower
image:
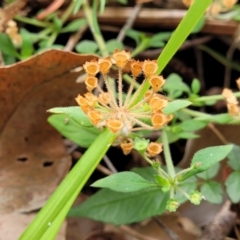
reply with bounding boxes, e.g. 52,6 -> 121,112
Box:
112,49 -> 131,69
98,57 -> 112,75
85,76 -> 98,92
149,75 -> 165,92
142,60 -> 158,78
88,110 -> 103,125
83,59 -> 100,76
149,96 -> 168,112
147,142 -> 163,157
130,60 -> 143,78
98,92 -> 111,105
151,112 -> 168,129
106,119 -> 124,133
236,78 -> 240,90
222,0 -> 237,9
120,139 -> 133,155
84,92 -> 98,105
75,94 -> 91,113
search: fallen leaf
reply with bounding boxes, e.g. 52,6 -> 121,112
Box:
0,212 -> 67,240
0,49 -> 97,213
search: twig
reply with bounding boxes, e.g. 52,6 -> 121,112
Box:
224,24 -> 240,88
120,225 -> 159,240
197,201 -> 236,240
153,217 -> 179,240
96,164 -> 113,175
103,155 -> 117,173
64,25 -> 88,51
117,3 -> 142,42
207,123 -> 228,145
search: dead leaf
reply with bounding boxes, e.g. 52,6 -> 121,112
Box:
0,212 -> 67,240
0,49 -> 97,213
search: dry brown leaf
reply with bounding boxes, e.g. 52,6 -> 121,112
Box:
0,49 -> 98,213
0,212 -> 67,240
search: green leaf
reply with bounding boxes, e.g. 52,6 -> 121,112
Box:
178,132 -> 199,139
68,188 -> 168,225
92,172 -> 158,192
52,15 -> 63,31
106,39 -> 124,53
125,29 -> 144,45
195,113 -> 232,124
131,166 -> 157,182
225,171 -> 240,203
227,144 -> 240,171
149,32 -> 172,48
73,0 -> 83,14
163,74 -> 191,98
154,175 -> 170,192
197,162 -> 220,180
191,78 -> 201,94
20,28 -> 34,59
181,145 -> 233,180
0,33 -> 20,58
48,114 -> 99,148
47,106 -> 93,127
191,17 -> 206,33
178,119 -> 207,131
75,40 -> 98,53
175,176 -> 197,204
162,100 -> 192,115
61,19 -> 87,33
201,181 -> 223,204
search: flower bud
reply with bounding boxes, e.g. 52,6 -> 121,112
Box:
189,190 -> 203,205
88,110 -> 102,125
83,59 -> 100,76
130,59 -> 143,78
98,57 -> 112,75
166,199 -> 180,212
120,139 -> 133,155
85,76 -> 98,92
147,142 -> 163,157
149,75 -> 165,92
106,119 -> 123,133
149,96 -> 168,112
112,49 -> 131,69
151,112 -> 168,129
142,60 -> 158,78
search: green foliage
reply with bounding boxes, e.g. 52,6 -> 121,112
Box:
106,39 -> 124,53
61,19 -> 87,33
162,100 -> 192,115
191,78 -> 201,94
68,187 -> 168,225
92,172 -> 159,192
227,144 -> 240,171
180,145 -> 233,180
225,171 -> 240,203
201,181 -> 223,204
197,162 -> 220,180
48,114 -> 99,148
0,33 -> 20,58
75,40 -> 98,53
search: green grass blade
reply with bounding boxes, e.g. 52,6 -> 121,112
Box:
131,0 -> 212,106
20,129 -> 115,240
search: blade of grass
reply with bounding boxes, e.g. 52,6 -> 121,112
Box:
20,128 -> 115,240
130,0 -> 212,107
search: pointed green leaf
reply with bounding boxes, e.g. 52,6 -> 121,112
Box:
178,119 -> 207,131
227,144 -> 240,171
91,172 -> 158,192
181,145 -> 233,180
61,19 -> 87,33
225,171 -> 240,203
75,40 -> 98,54
48,114 -> 99,148
68,188 -> 168,225
191,78 -> 201,94
162,100 -> 192,115
0,33 -> 20,58
201,181 -> 223,204
47,106 -> 93,127
197,162 -> 220,180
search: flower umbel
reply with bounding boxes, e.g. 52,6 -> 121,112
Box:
76,50 -> 171,154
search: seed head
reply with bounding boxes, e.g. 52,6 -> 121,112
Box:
147,142 -> 163,157
83,59 -> 100,76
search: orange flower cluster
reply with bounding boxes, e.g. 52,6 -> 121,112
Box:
222,79 -> 240,116
182,0 -> 237,15
76,50 -> 171,156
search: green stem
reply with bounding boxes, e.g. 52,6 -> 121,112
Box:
82,0 -> 108,57
20,129 -> 116,240
46,31 -> 58,47
60,0 -> 75,24
131,38 -> 150,58
162,128 -> 175,178
15,15 -> 50,27
181,108 -> 211,118
194,91 -> 240,102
